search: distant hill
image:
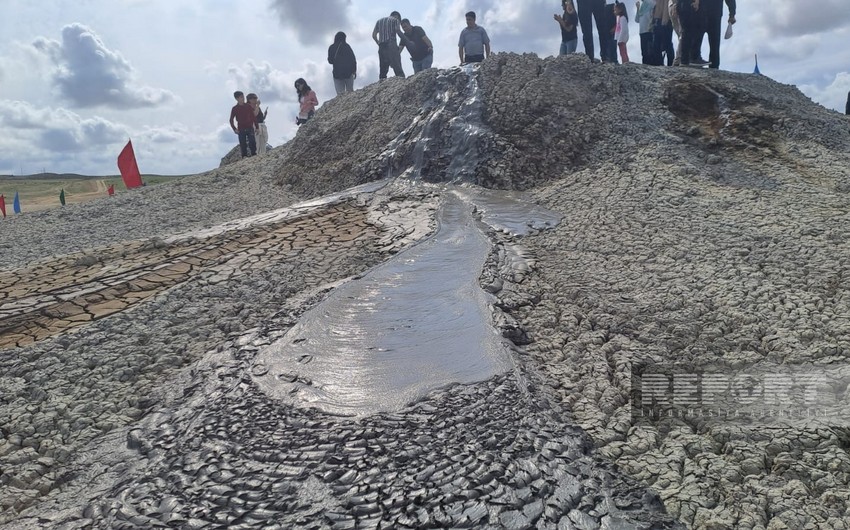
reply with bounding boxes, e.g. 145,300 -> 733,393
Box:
0,173 -> 189,180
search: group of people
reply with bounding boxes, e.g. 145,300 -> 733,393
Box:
227,3 -> 741,160
228,77 -> 318,159
559,0 -> 736,68
228,91 -> 268,159
328,10 -> 489,90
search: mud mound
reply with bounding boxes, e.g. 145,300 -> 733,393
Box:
269,53 -> 850,199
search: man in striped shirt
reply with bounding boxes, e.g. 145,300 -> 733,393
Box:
372,11 -> 407,79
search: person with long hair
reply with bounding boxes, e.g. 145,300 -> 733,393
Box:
294,78 -> 318,126
328,31 -> 357,95
247,93 -> 268,155
554,0 -> 579,55
614,2 -> 630,64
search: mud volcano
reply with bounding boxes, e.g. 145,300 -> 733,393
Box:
2,53 -> 850,529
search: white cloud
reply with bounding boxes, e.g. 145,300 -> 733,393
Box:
31,23 -> 176,109
227,60 -> 293,103
270,0 -> 353,46
772,0 -> 850,37
799,71 -> 850,113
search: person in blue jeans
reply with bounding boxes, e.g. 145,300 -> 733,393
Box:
228,91 -> 257,158
555,0 -> 580,55
400,19 -> 434,73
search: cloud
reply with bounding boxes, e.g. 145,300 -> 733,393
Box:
31,23 -> 176,109
772,0 -> 850,37
476,0 -> 555,55
0,99 -> 126,153
799,72 -> 850,113
270,0 -> 353,46
227,60 -> 292,102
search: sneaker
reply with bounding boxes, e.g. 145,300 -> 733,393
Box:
692,57 -> 709,66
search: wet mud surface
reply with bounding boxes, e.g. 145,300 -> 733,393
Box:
253,194 -> 513,417
0,181 -> 681,529
4,54 -> 850,529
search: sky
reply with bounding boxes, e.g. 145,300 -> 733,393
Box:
1,0 -> 849,177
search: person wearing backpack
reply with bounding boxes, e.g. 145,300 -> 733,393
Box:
328,32 -> 357,95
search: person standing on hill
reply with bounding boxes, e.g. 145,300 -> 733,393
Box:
295,78 -> 318,126
458,11 -> 490,64
576,0 -> 607,62
372,11 -> 407,79
328,31 -> 357,95
652,0 -> 675,65
602,0 -> 619,63
846,91 -> 850,115
614,2 -> 630,64
400,19 -> 434,73
635,0 -> 656,64
675,0 -> 700,66
701,0 -> 735,69
555,1 -> 579,55
247,93 -> 268,155
229,91 -> 257,158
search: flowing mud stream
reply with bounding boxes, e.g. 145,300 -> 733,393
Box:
252,188 -> 553,416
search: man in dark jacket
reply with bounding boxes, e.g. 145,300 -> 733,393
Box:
328,32 -> 357,95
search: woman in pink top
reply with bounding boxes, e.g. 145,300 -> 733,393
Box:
295,78 -> 318,126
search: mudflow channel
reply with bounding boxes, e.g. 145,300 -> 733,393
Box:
2,66 -> 683,529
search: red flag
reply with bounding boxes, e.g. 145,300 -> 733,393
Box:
117,139 -> 143,189
107,184 -> 115,196
0,195 -> 5,218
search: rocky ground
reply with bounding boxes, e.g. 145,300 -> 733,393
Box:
1,53 -> 850,529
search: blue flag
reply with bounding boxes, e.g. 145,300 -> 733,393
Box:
13,191 -> 21,214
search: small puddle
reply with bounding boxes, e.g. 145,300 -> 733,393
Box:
253,192 -> 515,416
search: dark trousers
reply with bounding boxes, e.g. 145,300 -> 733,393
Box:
237,129 -> 257,157
652,20 -> 675,65
576,0 -> 607,61
702,0 -> 724,68
640,32 -> 654,64
676,0 -> 699,65
601,3 -> 618,63
378,41 -> 405,79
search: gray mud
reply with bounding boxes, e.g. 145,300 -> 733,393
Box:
3,53 -> 850,529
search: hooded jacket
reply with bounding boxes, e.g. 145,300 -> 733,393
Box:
328,32 -> 357,79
